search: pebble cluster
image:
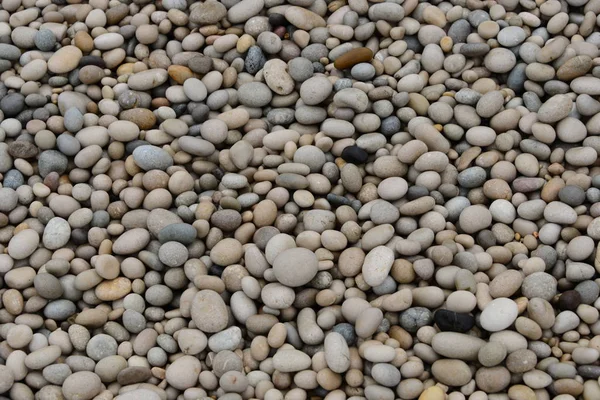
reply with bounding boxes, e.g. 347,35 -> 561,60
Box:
2,0 -> 600,399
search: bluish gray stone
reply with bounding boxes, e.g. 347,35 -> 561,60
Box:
3,169 -> 24,189
575,280 -> 600,304
559,186 -> 586,206
38,150 -> 68,177
301,43 -> 328,62
351,63 -> 376,81
288,57 -> 314,83
457,167 -> 487,188
44,299 -> 76,320
448,19 -> 471,43
86,334 -> 118,361
34,29 -> 56,51
64,107 -> 84,133
381,116 -> 401,136
332,323 -> 357,346
0,93 -> 25,117
400,307 -> 433,333
0,43 -> 21,60
508,63 -> 527,93
132,145 -> 173,171
467,10 -> 490,27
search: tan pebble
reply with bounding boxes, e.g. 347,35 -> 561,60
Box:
168,65 -> 194,84
48,46 -> 82,74
95,277 -> 132,301
418,386 -> 445,400
74,31 -> 94,53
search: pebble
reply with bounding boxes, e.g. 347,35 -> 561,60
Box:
434,310 -> 475,333
47,46 -> 82,74
191,290 -> 228,333
480,298 -> 519,332
273,247 -> 318,287
0,0 -> 596,399
132,145 -> 173,171
62,371 -> 102,400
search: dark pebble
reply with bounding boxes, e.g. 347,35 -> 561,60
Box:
269,13 -> 286,27
578,366 -> 600,379
406,186 -> 429,200
25,94 -> 48,107
125,140 -> 151,155
209,264 -> 225,276
0,93 -> 25,117
188,55 -> 213,74
400,307 -> 433,333
558,290 -> 582,311
460,43 -> 491,57
380,116 -> 401,136
327,193 -> 352,207
71,228 -> 88,245
332,323 -> 357,346
91,211 -> 110,228
559,186 -> 586,207
79,55 -> 106,69
158,223 -> 197,245
312,62 -> 325,73
341,146 -> 368,164
403,36 -> 423,53
523,92 -> 542,112
191,103 -> 210,123
117,366 -> 152,385
33,108 -> 50,121
476,230 -> 497,249
434,310 -> 476,333
8,140 -> 39,158
508,63 -> 527,93
334,78 -> 353,92
448,19 -> 471,43
245,46 -> 266,74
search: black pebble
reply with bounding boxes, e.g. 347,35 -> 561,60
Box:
79,55 -> 106,69
406,185 -> 428,200
434,309 -> 475,333
558,290 -> 581,311
341,146 -> 368,164
269,13 -> 287,27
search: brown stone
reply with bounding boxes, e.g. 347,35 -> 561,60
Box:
334,47 -> 373,70
78,65 -> 104,84
106,4 -> 129,25
168,65 -> 195,84
74,31 -> 94,53
117,366 -> 152,385
95,277 -> 132,301
556,55 -> 593,81
8,141 -> 38,158
120,109 -> 157,130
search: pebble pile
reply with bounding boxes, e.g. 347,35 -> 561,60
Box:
2,0 -> 600,399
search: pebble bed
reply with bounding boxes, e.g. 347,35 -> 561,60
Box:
2,0 -> 600,399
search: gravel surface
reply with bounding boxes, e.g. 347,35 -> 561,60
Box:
1,0 -> 600,400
